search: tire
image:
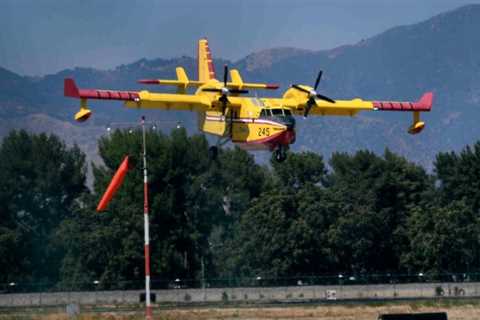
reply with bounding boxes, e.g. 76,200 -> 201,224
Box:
274,147 -> 287,162
208,146 -> 218,160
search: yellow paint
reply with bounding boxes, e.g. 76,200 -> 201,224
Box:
201,110 -> 227,136
68,39 -> 432,146
232,120 -> 286,143
74,99 -> 92,122
409,112 -> 425,134
198,39 -> 214,82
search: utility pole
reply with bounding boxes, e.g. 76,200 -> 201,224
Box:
104,117 -> 181,319
141,116 -> 152,320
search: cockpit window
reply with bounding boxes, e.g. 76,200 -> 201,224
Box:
258,107 -> 296,129
260,108 -> 294,118
258,107 -> 295,128
260,109 -> 272,117
271,109 -> 284,116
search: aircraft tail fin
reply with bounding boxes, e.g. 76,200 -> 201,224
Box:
198,38 -> 216,82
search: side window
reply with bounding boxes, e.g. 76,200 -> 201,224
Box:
260,109 -> 267,117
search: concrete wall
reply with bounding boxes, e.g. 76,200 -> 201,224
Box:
0,282 -> 477,307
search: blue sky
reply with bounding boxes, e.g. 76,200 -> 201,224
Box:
0,0 -> 477,76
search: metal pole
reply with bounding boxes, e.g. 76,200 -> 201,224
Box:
141,116 -> 153,320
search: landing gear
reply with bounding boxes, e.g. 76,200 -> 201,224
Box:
274,145 -> 288,162
208,146 -> 219,160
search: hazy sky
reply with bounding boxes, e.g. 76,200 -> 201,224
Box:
0,0 -> 477,76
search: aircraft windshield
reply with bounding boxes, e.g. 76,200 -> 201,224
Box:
272,109 -> 283,116
259,108 -> 295,128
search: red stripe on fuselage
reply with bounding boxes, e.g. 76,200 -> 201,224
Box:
234,129 -> 296,151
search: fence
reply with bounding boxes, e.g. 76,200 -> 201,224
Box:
2,272 -> 480,293
0,282 -> 478,307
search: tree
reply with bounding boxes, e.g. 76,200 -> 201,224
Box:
0,130 -> 87,284
222,152 -> 333,277
59,129 -> 267,287
435,142 -> 480,211
271,151 -> 326,189
326,149 -> 432,273
402,200 -> 480,274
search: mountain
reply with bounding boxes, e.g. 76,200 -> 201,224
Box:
1,4 -> 480,169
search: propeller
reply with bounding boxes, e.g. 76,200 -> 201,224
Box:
202,65 -> 249,114
291,71 -> 335,117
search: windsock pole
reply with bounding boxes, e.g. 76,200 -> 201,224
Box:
141,116 -> 153,320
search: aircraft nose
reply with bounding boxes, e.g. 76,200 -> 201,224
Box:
287,129 -> 296,145
285,116 -> 296,130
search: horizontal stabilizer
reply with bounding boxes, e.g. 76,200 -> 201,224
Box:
137,79 -> 279,90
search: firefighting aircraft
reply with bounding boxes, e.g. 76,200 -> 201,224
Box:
64,39 -> 433,162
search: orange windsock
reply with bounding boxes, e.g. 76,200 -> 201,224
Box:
96,155 -> 130,212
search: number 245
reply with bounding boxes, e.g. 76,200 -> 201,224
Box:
258,127 -> 270,136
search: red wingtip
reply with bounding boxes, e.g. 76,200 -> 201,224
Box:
64,78 -> 80,98
138,79 -> 159,85
265,84 -> 280,90
418,92 -> 434,110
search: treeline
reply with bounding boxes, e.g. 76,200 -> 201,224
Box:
1,129 -> 480,288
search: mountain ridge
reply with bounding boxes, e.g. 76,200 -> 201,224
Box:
1,4 -> 479,169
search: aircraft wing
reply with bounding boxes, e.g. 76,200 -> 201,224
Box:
64,78 -> 212,121
280,90 -> 433,134
284,92 -> 433,117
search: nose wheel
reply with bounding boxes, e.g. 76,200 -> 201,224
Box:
274,145 -> 288,162
209,146 -> 219,160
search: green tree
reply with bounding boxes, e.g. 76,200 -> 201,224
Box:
59,129 -> 266,286
327,149 -> 432,273
0,130 -> 86,284
271,151 -> 326,189
223,152 -> 333,277
402,200 -> 480,274
435,142 -> 480,211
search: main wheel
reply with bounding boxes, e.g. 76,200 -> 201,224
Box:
208,146 -> 219,160
274,146 -> 287,162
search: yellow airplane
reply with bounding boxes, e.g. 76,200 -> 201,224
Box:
64,39 -> 433,162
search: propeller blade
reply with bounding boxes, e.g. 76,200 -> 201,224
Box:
223,65 -> 228,87
202,88 -> 223,93
219,94 -> 229,115
291,84 -> 311,94
314,71 -> 323,90
219,95 -> 229,104
316,94 -> 336,104
229,89 -> 249,94
304,99 -> 317,117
